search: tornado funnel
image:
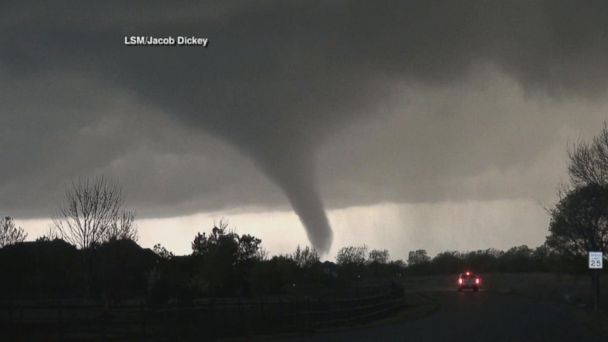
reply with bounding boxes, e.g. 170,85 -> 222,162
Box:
254,148 -> 333,254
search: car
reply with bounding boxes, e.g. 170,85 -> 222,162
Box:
457,271 -> 481,292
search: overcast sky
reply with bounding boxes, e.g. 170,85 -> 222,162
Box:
2,1 -> 608,258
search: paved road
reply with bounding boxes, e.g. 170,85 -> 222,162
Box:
285,290 -> 604,342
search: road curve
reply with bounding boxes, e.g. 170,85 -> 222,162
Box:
283,290 -> 603,342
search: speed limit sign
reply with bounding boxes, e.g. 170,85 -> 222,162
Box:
589,251 -> 603,269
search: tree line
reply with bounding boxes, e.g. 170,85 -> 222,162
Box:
405,245 -> 578,275
3,123 -> 608,302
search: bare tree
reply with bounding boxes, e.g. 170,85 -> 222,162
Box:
568,122 -> 608,186
290,245 -> 320,268
53,176 -> 137,249
36,226 -> 61,242
336,245 -> 368,266
0,216 -> 27,248
106,209 -> 137,241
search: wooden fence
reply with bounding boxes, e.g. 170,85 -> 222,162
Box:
0,290 -> 406,340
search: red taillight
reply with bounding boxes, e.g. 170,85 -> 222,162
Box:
475,278 -> 480,284
466,271 -> 470,276
458,278 -> 463,285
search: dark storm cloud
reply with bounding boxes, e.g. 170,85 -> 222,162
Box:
1,1 -> 608,252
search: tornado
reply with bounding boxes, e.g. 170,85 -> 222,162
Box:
281,178 -> 332,254
251,145 -> 333,254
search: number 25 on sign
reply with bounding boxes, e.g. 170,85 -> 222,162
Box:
589,251 -> 603,269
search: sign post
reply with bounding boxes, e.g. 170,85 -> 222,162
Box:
589,251 -> 603,311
